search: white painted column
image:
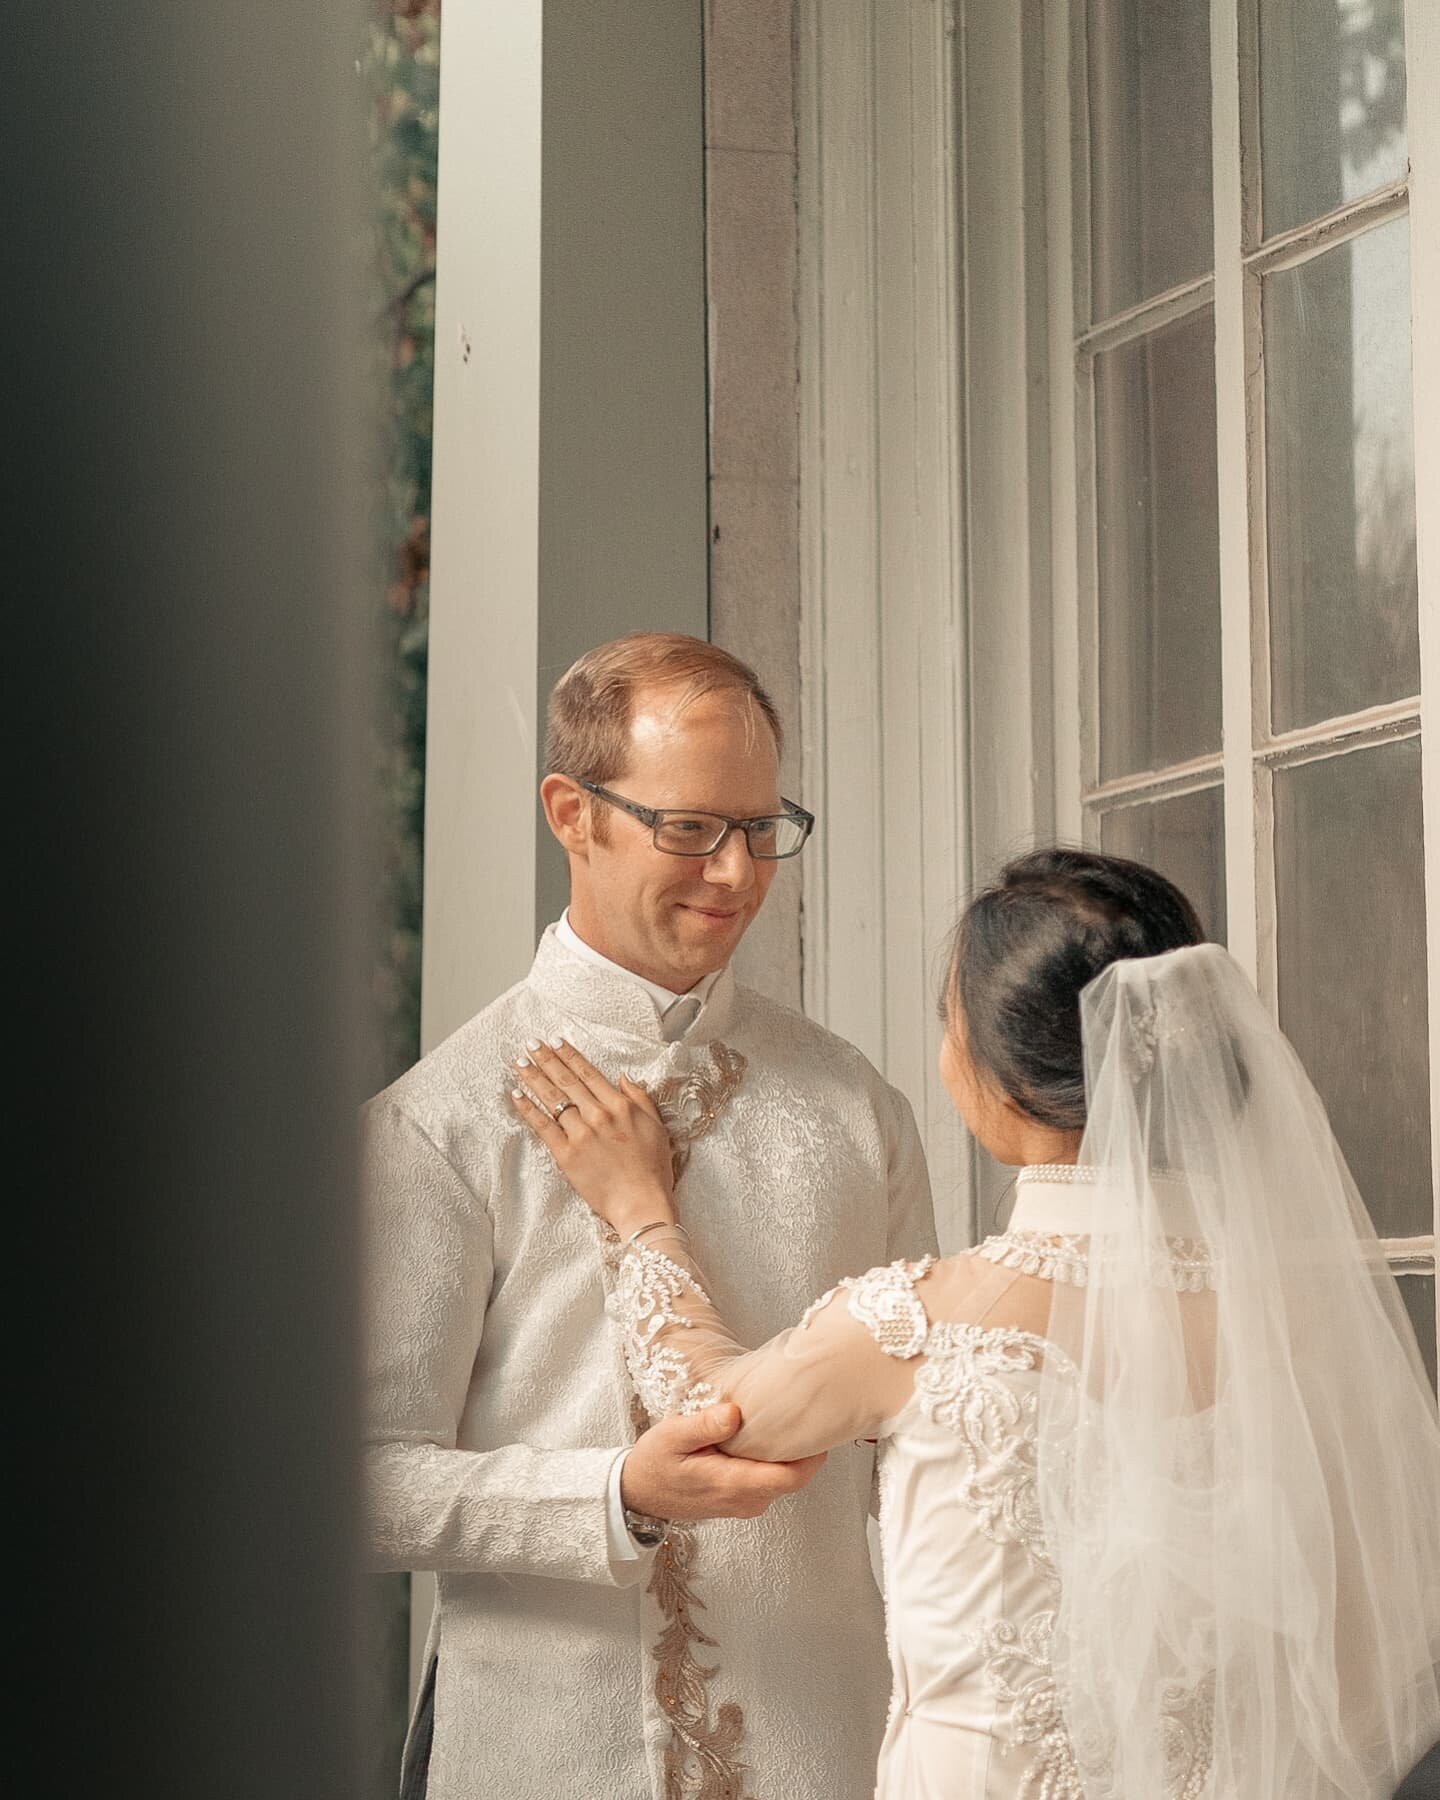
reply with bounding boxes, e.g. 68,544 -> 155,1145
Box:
415,0 -> 544,1694
422,0 -> 544,1054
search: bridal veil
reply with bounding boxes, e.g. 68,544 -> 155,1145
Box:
1036,943 -> 1440,1798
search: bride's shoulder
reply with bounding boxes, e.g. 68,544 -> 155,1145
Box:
919,1249 -> 1055,1339
798,1251 -> 1054,1367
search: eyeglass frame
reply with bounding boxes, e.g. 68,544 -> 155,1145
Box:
574,779 -> 815,860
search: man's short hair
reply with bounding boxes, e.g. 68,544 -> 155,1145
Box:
543,633 -> 783,791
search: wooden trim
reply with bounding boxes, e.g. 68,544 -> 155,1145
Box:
876,0 -> 969,1226
1075,272 -> 1214,354
1404,0 -> 1440,1333
1046,0 -> 1082,843
1236,0 -> 1263,252
1255,698 -> 1422,768
796,0 -> 883,1063
1212,0 -> 1261,984
1384,1236 -> 1438,1275
798,0 -> 970,1244
1244,178 -> 1409,272
1085,755 -> 1226,810
795,0 -> 831,1036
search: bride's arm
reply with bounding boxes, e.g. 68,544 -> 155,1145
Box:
511,1040 -> 924,1461
608,1222 -> 927,1459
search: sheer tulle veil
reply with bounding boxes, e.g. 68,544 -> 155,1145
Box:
1035,944 -> 1440,1798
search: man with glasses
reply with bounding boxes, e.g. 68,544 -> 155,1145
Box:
362,632 -> 937,1800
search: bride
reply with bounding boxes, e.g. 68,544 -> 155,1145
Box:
511,847 -> 1440,1798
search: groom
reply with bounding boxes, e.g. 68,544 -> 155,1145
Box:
362,632 -> 937,1800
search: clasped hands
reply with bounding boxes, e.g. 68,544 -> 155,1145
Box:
510,1037 -> 825,1523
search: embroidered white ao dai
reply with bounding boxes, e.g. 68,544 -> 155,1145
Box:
613,1170 -> 1219,1800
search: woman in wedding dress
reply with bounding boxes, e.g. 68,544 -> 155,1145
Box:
512,847 -> 1440,1799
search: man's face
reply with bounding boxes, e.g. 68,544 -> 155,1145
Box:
555,687 -> 784,993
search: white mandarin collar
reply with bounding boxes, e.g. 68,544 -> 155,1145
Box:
556,910 -> 723,1017
987,1165 -> 1216,1292
1008,1163 -> 1209,1240
529,923 -> 739,1044
1008,1164 -> 1100,1235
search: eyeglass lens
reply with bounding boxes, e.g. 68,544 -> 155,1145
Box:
652,812 -> 806,858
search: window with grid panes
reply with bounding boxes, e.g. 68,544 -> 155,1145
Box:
1067,0 -> 1435,1384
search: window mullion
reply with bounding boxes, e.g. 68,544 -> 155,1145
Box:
1211,0 -> 1261,985
1403,0 -> 1440,1265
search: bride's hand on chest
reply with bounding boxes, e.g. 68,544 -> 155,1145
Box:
510,1038 -> 676,1237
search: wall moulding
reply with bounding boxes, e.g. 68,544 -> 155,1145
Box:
796,0 -> 970,1245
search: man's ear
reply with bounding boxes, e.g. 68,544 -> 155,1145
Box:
540,773 -> 589,857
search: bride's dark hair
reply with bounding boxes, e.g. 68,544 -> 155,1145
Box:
945,847 -> 1205,1130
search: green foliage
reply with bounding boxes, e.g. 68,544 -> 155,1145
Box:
367,0 -> 438,1085
362,7 -> 439,1792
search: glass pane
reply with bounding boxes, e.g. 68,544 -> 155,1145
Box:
1396,1273 -> 1437,1394
1265,220 -> 1419,731
1095,309 -> 1222,780
1259,0 -> 1408,241
1086,0 -> 1213,319
1099,786 -> 1227,943
1275,739 -> 1431,1238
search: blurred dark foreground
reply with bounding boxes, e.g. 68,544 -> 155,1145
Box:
7,6 -> 369,1797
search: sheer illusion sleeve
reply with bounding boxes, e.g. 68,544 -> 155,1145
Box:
610,1226 -> 939,1461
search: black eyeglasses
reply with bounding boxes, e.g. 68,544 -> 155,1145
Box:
576,780 -> 815,860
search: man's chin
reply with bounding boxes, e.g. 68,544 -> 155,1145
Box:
670,903 -> 752,965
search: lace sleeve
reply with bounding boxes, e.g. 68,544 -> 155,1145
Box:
609,1242 -> 726,1420
607,1228 -> 928,1461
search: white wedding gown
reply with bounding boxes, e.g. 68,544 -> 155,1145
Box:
611,1165 -> 1218,1799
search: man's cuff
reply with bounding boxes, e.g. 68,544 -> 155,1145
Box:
605,1449 -> 655,1585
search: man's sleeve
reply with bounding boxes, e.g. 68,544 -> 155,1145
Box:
881,1082 -> 939,1263
360,1096 -> 628,1585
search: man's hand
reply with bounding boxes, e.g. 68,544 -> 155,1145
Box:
622,1404 -> 826,1521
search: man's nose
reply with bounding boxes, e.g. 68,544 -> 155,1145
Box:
702,827 -> 757,888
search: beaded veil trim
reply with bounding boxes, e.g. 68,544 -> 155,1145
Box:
977,1228 -> 1217,1292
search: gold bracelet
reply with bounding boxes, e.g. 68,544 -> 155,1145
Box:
625,1219 -> 688,1247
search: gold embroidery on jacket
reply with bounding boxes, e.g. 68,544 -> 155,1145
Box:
614,1043 -> 753,1793
649,1042 -> 747,1184
648,1523 -> 757,1800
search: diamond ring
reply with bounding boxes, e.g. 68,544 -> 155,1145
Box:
552,1099 -> 575,1120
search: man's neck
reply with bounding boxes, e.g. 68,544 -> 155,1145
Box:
556,909 -> 717,1007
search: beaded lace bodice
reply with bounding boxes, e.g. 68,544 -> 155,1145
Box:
608,1168 -> 1218,1800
